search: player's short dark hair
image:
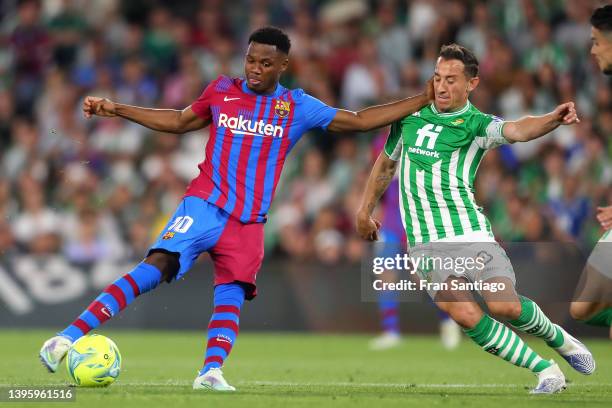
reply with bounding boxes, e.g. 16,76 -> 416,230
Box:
439,44 -> 479,78
248,26 -> 291,54
591,5 -> 612,32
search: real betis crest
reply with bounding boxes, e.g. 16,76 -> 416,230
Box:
451,118 -> 464,126
274,99 -> 291,118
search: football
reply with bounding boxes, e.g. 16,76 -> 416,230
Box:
66,334 -> 121,387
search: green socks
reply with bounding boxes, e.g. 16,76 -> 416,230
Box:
465,314 -> 551,373
508,296 -> 565,348
585,307 -> 612,327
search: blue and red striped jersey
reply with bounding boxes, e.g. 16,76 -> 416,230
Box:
186,75 -> 338,223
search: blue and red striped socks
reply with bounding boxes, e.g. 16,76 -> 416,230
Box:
379,291 -> 400,334
59,263 -> 162,341
200,283 -> 245,375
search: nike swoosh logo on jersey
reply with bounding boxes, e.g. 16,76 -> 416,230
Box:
224,96 -> 240,102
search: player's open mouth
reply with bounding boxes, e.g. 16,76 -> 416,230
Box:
248,77 -> 262,85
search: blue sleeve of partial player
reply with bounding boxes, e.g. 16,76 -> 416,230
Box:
301,93 -> 338,131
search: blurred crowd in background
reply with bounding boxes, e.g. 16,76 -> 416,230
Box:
0,0 -> 610,268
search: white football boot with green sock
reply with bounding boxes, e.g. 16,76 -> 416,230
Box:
531,361 -> 566,394
509,296 -> 595,375
465,314 -> 565,394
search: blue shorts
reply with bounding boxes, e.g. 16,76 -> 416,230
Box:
148,196 -> 264,299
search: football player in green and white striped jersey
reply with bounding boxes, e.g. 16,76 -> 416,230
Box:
382,98 -> 503,246
569,4 -> 612,340
357,44 -> 594,394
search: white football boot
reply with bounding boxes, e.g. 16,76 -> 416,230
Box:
552,325 -> 596,375
369,332 -> 402,351
193,368 -> 236,391
530,361 -> 566,394
440,318 -> 461,350
39,336 -> 73,373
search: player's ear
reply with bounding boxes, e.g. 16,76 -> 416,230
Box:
279,56 -> 289,73
467,76 -> 480,93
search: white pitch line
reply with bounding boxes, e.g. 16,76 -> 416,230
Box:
243,381 -> 522,388
206,380 -> 611,388
2,381 -> 609,388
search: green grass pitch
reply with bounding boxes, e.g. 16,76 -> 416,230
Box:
1,329 -> 611,407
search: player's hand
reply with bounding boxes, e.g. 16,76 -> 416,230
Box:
553,102 -> 580,126
424,77 -> 434,103
356,211 -> 381,241
596,206 -> 612,230
83,96 -> 117,118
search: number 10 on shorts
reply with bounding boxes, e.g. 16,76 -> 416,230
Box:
167,216 -> 194,233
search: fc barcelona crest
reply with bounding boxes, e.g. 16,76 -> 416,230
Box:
274,100 -> 291,118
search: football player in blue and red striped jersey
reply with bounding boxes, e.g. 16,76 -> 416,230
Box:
39,26 -> 433,391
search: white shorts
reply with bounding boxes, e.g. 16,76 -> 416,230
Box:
410,231 -> 516,299
587,230 -> 612,280
427,230 -> 496,243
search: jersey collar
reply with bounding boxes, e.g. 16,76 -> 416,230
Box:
241,79 -> 285,98
430,101 -> 471,117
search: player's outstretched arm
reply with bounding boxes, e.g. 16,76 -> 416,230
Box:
502,102 -> 580,143
596,206 -> 612,230
82,96 -> 209,134
356,152 -> 399,241
327,80 -> 434,133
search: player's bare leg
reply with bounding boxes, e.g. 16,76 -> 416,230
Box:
571,263 -> 612,338
370,268 -> 460,351
571,301 -> 610,321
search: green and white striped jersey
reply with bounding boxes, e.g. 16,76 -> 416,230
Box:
384,101 -> 508,246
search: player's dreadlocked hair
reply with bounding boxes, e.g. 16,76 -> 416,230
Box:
248,26 -> 291,54
439,44 -> 479,78
591,5 -> 612,32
